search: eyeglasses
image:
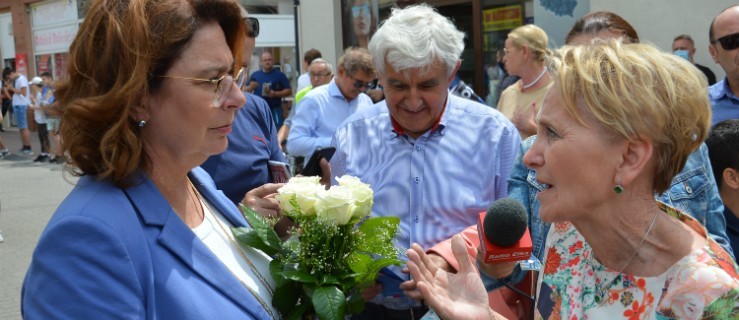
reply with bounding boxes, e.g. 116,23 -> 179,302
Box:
712,32 -> 739,51
352,3 -> 370,18
348,74 -> 370,92
159,67 -> 245,107
246,17 -> 259,38
309,72 -> 332,78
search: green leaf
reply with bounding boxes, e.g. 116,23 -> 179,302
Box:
285,302 -> 310,320
358,257 -> 403,285
232,227 -> 279,257
345,291 -> 366,315
347,252 -> 371,274
281,269 -> 319,283
312,286 -> 346,320
269,259 -> 288,286
272,282 -> 301,315
239,204 -> 283,252
356,217 -> 400,257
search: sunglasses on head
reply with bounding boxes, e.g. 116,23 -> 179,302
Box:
246,17 -> 259,38
712,32 -> 739,51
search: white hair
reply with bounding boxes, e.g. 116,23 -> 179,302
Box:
368,4 -> 465,78
309,58 -> 334,74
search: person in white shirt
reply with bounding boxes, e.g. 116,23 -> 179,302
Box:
7,67 -> 33,154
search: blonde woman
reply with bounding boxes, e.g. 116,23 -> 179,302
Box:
497,24 -> 552,139
409,40 -> 739,320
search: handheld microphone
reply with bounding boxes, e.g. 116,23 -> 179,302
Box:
477,197 -> 533,263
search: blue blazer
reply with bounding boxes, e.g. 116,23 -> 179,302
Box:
22,167 -> 272,319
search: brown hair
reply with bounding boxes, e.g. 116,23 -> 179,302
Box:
338,47 -> 375,76
58,0 -> 245,187
303,49 -> 322,64
565,11 -> 639,44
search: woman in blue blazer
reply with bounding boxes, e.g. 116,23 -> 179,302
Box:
22,0 -> 279,319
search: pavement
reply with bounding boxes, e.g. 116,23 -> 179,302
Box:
0,124 -> 77,320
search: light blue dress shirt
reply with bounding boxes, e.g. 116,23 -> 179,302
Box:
481,136 -> 733,291
287,79 -> 373,157
709,78 -> 739,125
330,94 -> 520,308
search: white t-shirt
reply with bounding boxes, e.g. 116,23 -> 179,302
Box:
192,197 -> 279,318
296,73 -> 311,92
33,91 -> 47,124
12,75 -> 30,106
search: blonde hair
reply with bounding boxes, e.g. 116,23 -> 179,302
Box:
548,40 -> 710,193
508,24 -> 550,62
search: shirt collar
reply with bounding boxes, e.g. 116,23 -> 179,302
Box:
328,79 -> 357,102
711,78 -> 739,101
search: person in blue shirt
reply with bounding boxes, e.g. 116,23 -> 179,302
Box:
246,51 -> 292,128
202,6 -> 295,238
288,47 -> 375,158
706,119 -> 739,260
330,5 -> 521,319
708,5 -> 739,125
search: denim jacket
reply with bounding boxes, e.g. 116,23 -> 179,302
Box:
482,136 -> 733,291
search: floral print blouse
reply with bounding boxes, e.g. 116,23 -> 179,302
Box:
534,201 -> 739,320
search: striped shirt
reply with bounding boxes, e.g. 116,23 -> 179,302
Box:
330,94 -> 520,306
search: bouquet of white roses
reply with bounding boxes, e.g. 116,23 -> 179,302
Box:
234,175 -> 401,320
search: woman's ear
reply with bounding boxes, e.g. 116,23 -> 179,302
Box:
130,95 -> 151,124
615,136 -> 653,187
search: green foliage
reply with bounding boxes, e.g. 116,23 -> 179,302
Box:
312,286 -> 345,320
237,205 -> 402,320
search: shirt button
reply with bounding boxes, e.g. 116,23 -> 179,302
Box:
415,145 -> 421,151
414,216 -> 419,223
414,177 -> 420,184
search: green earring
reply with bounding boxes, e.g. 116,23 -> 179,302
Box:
614,184 -> 624,194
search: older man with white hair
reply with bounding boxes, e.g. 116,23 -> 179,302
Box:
329,4 -> 520,319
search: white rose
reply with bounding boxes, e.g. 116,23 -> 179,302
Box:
336,175 -> 374,219
276,178 -> 324,217
288,176 -> 322,185
314,186 -> 356,225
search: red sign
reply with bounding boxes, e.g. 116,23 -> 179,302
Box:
15,53 -> 28,77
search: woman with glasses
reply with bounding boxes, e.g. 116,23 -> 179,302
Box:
22,0 -> 280,319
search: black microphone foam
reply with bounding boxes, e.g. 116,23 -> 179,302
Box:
483,197 -> 528,247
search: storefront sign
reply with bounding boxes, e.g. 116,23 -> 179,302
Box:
33,24 -> 78,54
483,5 -> 523,32
31,0 -> 78,28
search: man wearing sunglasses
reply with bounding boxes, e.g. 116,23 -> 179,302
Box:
286,47 -> 375,158
709,5 -> 739,125
202,6 -> 295,237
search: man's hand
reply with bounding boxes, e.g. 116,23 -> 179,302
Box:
475,247 -> 518,279
245,80 -> 259,93
400,253 -> 453,300
319,157 -> 331,189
